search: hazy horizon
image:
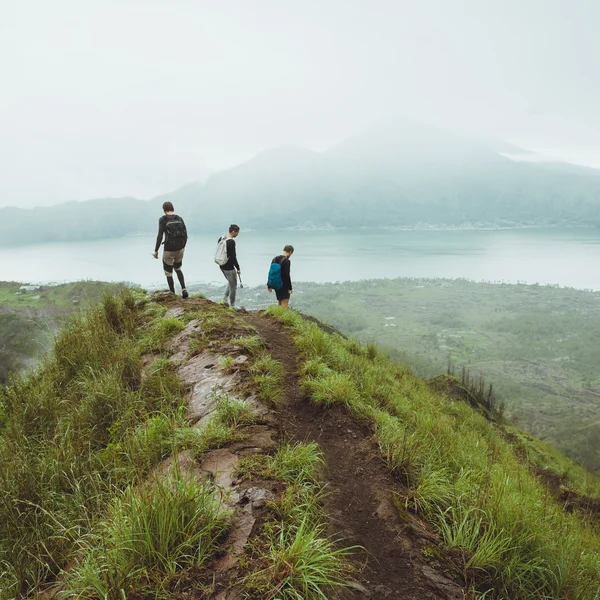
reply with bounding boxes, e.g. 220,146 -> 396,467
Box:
2,0 -> 600,208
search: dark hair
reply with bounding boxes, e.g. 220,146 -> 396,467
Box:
229,224 -> 240,233
283,245 -> 294,254
162,201 -> 174,212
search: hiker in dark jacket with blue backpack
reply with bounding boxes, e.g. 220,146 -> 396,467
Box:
267,245 -> 294,309
153,201 -> 189,298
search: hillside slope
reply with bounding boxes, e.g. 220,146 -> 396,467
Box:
0,281 -> 123,383
1,293 -> 599,599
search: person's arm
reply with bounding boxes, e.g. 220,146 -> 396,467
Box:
228,239 -> 240,271
154,217 -> 166,254
281,258 -> 292,291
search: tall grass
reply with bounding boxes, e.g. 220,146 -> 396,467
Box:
252,516 -> 354,600
62,467 -> 230,599
0,291 -> 189,597
267,306 -> 600,599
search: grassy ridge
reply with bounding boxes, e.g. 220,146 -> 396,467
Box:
269,306 -> 600,599
0,294 -> 354,599
4,286 -> 599,599
0,291 -> 241,596
0,291 -> 184,595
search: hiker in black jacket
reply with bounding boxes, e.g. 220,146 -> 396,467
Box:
153,201 -> 188,298
268,245 -> 294,309
218,224 -> 241,308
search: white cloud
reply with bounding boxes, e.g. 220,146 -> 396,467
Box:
2,0 -> 600,206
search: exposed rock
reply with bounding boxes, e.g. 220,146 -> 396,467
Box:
201,449 -> 239,490
229,425 -> 278,455
150,291 -> 175,303
346,581 -> 372,596
164,306 -> 186,320
168,319 -> 202,364
419,564 -> 465,600
155,450 -> 202,479
212,586 -> 243,600
214,486 -> 275,573
190,390 -> 219,423
177,352 -> 240,422
244,394 -> 272,419
215,511 -> 255,572
238,486 -> 274,509
374,584 -> 393,598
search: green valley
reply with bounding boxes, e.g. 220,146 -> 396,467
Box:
0,281 -> 123,383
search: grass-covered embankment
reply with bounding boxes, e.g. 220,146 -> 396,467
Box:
269,306 -> 600,599
0,291 -> 233,597
0,293 -> 355,599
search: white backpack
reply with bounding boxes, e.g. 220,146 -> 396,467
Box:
214,236 -> 229,265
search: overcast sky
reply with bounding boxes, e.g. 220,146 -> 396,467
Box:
2,0 -> 600,208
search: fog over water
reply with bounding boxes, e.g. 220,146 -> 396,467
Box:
2,0 -> 600,208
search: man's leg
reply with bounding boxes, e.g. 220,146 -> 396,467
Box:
224,270 -> 238,306
173,251 -> 187,298
221,269 -> 231,305
175,268 -> 187,297
162,252 -> 175,293
275,289 -> 289,309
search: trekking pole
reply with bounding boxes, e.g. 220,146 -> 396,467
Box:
238,273 -> 244,288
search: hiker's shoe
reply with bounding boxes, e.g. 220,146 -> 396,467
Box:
181,289 -> 189,299
230,305 -> 242,311
220,300 -> 229,307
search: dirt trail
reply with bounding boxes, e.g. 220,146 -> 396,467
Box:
244,312 -> 466,600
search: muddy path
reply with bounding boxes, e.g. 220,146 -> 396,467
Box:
244,311 -> 466,600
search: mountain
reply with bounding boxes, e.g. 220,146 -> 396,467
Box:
1,291 -> 599,597
2,117 -> 600,246
0,197 -> 155,246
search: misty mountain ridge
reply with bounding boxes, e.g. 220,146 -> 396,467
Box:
3,117 -> 600,246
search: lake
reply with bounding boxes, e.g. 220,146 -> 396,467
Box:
3,227 -> 600,290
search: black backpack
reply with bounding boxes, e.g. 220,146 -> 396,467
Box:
165,216 -> 187,250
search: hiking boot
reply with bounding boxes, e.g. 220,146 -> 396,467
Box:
220,300 -> 229,307
230,305 -> 242,311
181,289 -> 189,299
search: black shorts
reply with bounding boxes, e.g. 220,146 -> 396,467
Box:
275,288 -> 291,300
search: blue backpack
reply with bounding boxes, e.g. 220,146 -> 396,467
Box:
267,261 -> 283,290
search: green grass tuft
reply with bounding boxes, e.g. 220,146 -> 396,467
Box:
243,441 -> 355,600
63,467 -> 230,599
232,334 -> 264,355
247,517 -> 354,600
214,395 -> 256,427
